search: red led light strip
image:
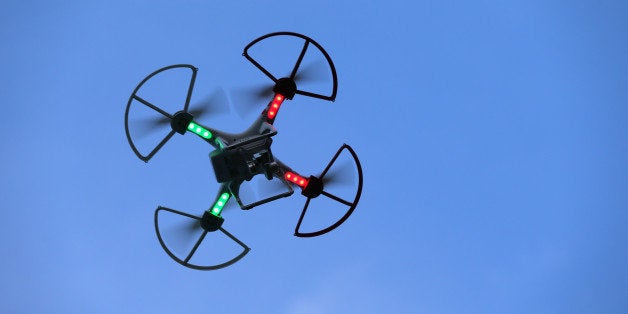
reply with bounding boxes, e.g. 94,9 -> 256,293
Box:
284,171 -> 309,188
267,94 -> 285,119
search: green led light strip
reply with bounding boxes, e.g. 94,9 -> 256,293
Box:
187,121 -> 212,139
211,192 -> 231,217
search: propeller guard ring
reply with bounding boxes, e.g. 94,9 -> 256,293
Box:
243,31 -> 338,102
294,144 -> 363,237
124,64 -> 197,162
154,206 -> 250,270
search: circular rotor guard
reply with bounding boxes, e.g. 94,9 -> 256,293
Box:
124,64 -> 197,162
243,32 -> 338,101
154,206 -> 250,270
294,144 -> 363,237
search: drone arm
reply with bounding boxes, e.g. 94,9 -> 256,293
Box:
264,93 -> 286,125
274,160 -> 311,190
207,184 -> 232,217
283,170 -> 310,189
184,120 -> 226,149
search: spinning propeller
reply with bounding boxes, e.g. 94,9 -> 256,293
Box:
124,64 -> 198,162
155,203 -> 249,270
242,32 -> 338,102
233,59 -> 328,117
283,144 -> 363,237
133,88 -> 229,137
124,32 -> 361,270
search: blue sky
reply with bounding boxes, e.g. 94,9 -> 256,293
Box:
1,1 -> 627,313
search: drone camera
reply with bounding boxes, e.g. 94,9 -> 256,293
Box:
211,136 -> 277,183
210,148 -> 248,183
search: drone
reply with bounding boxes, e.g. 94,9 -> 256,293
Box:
124,32 -> 363,270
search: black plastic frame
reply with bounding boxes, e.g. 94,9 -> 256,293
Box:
229,175 -> 294,210
124,64 -> 197,162
154,206 -> 250,270
243,32 -> 338,101
294,144 -> 363,237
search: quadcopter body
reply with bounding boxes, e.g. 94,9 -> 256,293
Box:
124,32 -> 363,270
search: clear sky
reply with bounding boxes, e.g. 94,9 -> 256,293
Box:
1,1 -> 627,313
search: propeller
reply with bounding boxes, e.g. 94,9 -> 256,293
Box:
233,59 -> 328,119
293,59 -> 327,83
132,87 -> 229,137
231,84 -> 274,119
159,198 -> 238,255
188,87 -> 230,121
163,218 -> 203,254
132,115 -> 171,138
154,205 -> 251,270
293,144 -> 363,238
320,158 -> 355,188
